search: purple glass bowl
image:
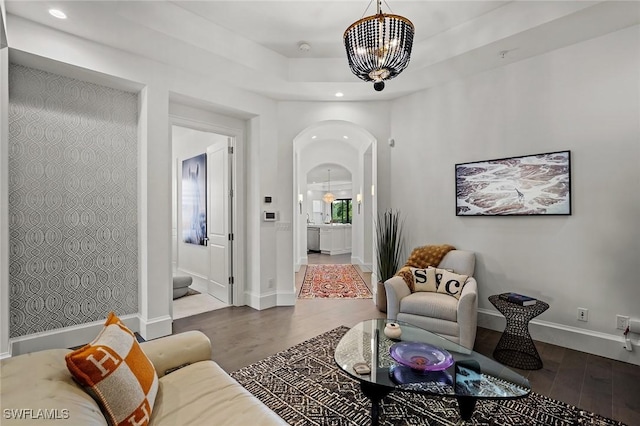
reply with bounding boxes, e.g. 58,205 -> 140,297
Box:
389,365 -> 454,386
389,342 -> 454,372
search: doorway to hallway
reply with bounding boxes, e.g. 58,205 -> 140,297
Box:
170,121 -> 241,319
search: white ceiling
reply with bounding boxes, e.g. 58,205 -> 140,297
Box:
5,1 -> 640,102
307,164 -> 351,188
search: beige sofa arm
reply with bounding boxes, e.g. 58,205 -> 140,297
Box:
141,331 -> 212,377
457,278 -> 478,350
385,276 -> 411,320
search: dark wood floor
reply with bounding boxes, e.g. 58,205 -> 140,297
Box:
173,254 -> 639,425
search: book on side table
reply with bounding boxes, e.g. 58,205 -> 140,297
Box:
499,292 -> 537,306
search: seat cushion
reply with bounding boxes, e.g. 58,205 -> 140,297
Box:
150,361 -> 286,426
173,276 -> 193,290
172,276 -> 193,299
0,349 -> 107,425
400,292 -> 458,322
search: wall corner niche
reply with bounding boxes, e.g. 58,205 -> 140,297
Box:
6,61 -> 140,339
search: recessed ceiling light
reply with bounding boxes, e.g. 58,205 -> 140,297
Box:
335,92 -> 344,98
343,136 -> 349,139
49,9 -> 67,19
311,135 -> 317,139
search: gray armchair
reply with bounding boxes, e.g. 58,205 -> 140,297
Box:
385,250 -> 478,350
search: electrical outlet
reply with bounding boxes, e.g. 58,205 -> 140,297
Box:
577,308 -> 588,322
617,315 -> 630,330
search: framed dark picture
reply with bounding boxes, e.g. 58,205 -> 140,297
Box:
455,151 -> 571,216
182,153 -> 207,245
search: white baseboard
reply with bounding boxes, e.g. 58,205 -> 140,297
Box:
478,309 -> 640,366
350,256 -> 364,267
321,249 -> 351,255
6,313 -> 175,357
175,268 -> 208,291
245,290 -> 278,310
138,314 -> 172,341
277,291 -> 297,306
8,314 -> 139,356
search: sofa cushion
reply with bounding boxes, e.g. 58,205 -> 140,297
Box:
410,267 -> 438,292
0,349 -> 107,425
399,292 -> 458,322
150,360 -> 287,426
435,269 -> 468,299
65,312 -> 158,426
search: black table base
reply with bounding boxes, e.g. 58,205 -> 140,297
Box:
360,382 -> 480,424
360,382 -> 393,426
456,395 -> 478,421
489,295 -> 549,370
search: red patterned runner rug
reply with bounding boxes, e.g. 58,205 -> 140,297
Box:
298,264 -> 372,299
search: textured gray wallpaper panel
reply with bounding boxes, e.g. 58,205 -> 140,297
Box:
8,64 -> 139,337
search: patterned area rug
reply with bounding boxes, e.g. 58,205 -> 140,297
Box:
231,327 -> 626,426
298,264 -> 372,299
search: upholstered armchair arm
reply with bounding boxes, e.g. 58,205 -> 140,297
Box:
140,331 -> 212,377
457,277 -> 478,350
385,276 -> 411,320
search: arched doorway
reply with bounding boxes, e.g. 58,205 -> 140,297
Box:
292,120 -> 377,299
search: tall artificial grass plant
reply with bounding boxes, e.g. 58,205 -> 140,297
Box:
374,210 -> 405,312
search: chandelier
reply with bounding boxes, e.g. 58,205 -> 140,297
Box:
344,0 -> 414,92
323,169 -> 335,204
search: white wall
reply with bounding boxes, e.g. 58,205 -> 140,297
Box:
390,25 -> 640,364
2,15 -> 281,353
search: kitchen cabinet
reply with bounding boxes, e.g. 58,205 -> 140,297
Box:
317,224 -> 351,255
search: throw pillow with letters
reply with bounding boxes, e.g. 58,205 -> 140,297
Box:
435,269 -> 468,299
410,267 -> 438,292
65,312 -> 158,426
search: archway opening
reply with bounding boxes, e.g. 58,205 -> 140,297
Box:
292,120 -> 377,301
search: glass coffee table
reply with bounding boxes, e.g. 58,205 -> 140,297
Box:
334,319 -> 531,425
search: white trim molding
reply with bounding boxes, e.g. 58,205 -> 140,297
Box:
137,314 -> 172,341
277,290 -> 297,307
5,313 -> 173,357
478,308 -> 640,366
246,290 -> 278,310
7,314 -> 139,357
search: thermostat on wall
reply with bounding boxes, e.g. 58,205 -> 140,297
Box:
263,211 -> 277,222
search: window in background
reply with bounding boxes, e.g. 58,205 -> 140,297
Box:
331,199 -> 353,224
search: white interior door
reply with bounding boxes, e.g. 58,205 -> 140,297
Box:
207,139 -> 233,304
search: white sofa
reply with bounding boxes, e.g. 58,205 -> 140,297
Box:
385,250 -> 478,349
0,331 -> 287,425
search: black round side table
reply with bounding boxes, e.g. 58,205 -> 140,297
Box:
489,294 -> 549,370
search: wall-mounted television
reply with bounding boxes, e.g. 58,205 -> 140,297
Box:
455,150 -> 571,216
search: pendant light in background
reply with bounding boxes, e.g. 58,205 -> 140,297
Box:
323,169 -> 335,204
